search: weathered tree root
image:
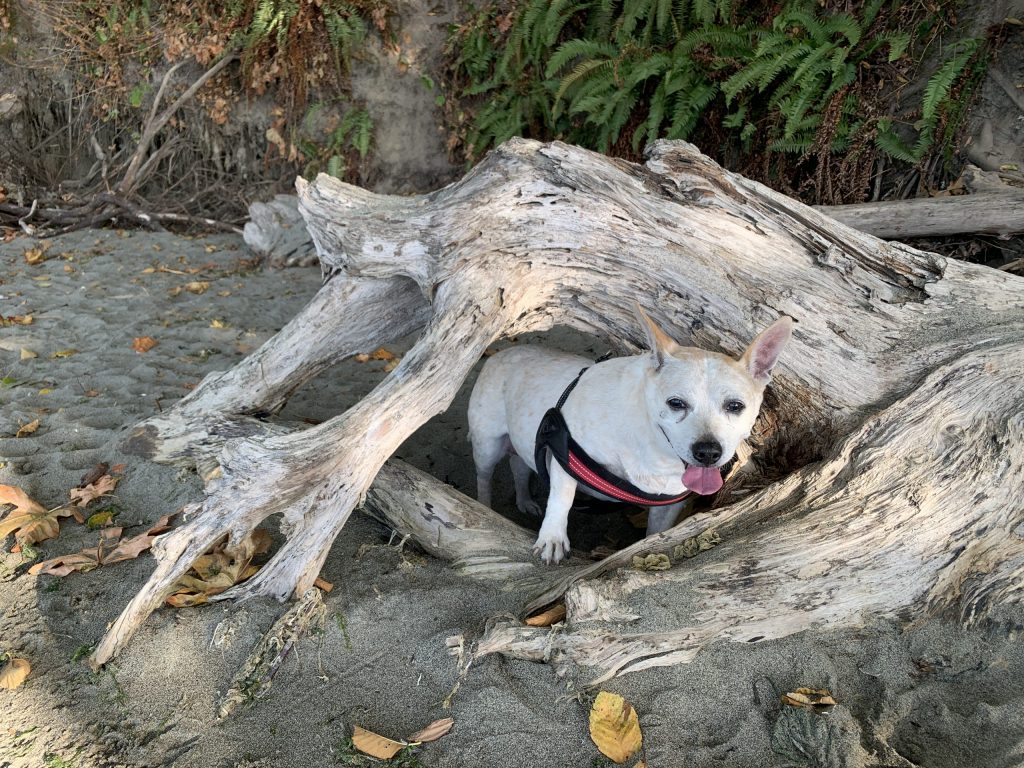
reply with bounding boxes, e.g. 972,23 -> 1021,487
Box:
95,139 -> 1024,680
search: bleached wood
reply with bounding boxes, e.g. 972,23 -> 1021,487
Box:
817,190 -> 1024,239
95,139 -> 1024,679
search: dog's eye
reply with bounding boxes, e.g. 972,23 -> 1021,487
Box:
666,398 -> 689,412
725,400 -> 746,414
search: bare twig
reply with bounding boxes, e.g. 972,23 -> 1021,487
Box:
117,51 -> 238,198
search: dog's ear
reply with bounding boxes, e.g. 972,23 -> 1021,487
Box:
634,303 -> 678,370
740,316 -> 794,383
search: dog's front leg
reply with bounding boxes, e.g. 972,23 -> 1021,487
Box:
533,461 -> 576,564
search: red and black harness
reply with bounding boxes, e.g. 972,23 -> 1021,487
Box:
533,362 -> 692,507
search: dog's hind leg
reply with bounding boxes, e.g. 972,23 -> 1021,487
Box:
471,434 -> 510,509
510,454 -> 542,517
646,500 -> 689,536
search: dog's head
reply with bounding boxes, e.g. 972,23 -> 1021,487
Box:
634,305 -> 793,495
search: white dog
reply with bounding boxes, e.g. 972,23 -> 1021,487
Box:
467,307 -> 793,563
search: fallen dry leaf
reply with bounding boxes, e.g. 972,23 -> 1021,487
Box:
84,389 -> 100,397
132,336 -> 158,353
369,347 -> 397,361
23,247 -> 45,265
51,348 -> 77,359
589,691 -> 643,764
408,718 -> 454,744
19,348 -> 37,360
525,603 -> 567,627
781,687 -> 837,713
0,315 -> 32,326
110,463 -> 127,474
210,318 -> 227,329
0,485 -> 73,547
0,656 -> 30,689
166,528 -> 272,607
185,280 -> 210,294
70,474 -> 118,507
351,725 -> 407,759
78,462 -> 109,488
29,514 -> 174,577
15,419 -> 39,438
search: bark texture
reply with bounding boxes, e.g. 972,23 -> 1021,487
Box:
95,139 -> 1024,682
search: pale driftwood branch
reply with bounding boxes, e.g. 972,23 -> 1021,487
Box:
95,139 -> 1024,681
817,190 -> 1024,239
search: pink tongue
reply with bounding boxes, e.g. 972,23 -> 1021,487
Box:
683,466 -> 723,495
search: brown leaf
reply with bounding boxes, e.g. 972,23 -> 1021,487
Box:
84,389 -> 100,398
15,419 -> 40,438
166,528 -> 270,607
70,474 -> 118,507
351,725 -> 406,759
132,336 -> 158,353
408,718 -> 454,744
0,485 -> 73,546
369,347 -> 397,361
589,691 -> 643,764
110,463 -> 127,474
781,688 -> 837,713
0,315 -> 33,326
23,247 -> 45,265
29,514 -> 175,576
0,656 -> 30,689
79,462 -> 109,488
525,603 -> 566,627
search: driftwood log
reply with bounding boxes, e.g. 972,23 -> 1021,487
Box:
93,139 -> 1024,685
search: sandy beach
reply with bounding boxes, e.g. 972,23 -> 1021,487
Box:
2,229 -> 1024,768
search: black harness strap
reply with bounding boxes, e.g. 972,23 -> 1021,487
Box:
533,359 -> 691,507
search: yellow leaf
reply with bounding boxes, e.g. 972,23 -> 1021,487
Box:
19,348 -> 37,360
525,603 -> 566,627
23,247 -> 45,265
408,718 -> 454,743
15,419 -> 40,438
0,657 -> 30,689
781,687 -> 837,713
210,319 -> 227,329
86,510 -> 115,529
589,691 -> 643,764
38,388 -> 52,395
369,347 -> 397,361
185,281 -> 210,294
51,349 -> 77,359
351,725 -> 406,759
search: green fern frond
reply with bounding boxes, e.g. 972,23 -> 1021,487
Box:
546,38 -> 618,77
922,39 -> 978,122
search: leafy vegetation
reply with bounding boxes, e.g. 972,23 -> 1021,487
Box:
446,0 -> 990,203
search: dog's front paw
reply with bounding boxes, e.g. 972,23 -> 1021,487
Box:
533,528 -> 571,565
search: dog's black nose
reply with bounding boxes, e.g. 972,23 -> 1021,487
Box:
691,440 -> 722,466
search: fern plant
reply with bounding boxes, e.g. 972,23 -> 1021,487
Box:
447,0 -> 987,200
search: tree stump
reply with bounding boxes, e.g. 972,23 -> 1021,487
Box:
94,139 -> 1024,684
